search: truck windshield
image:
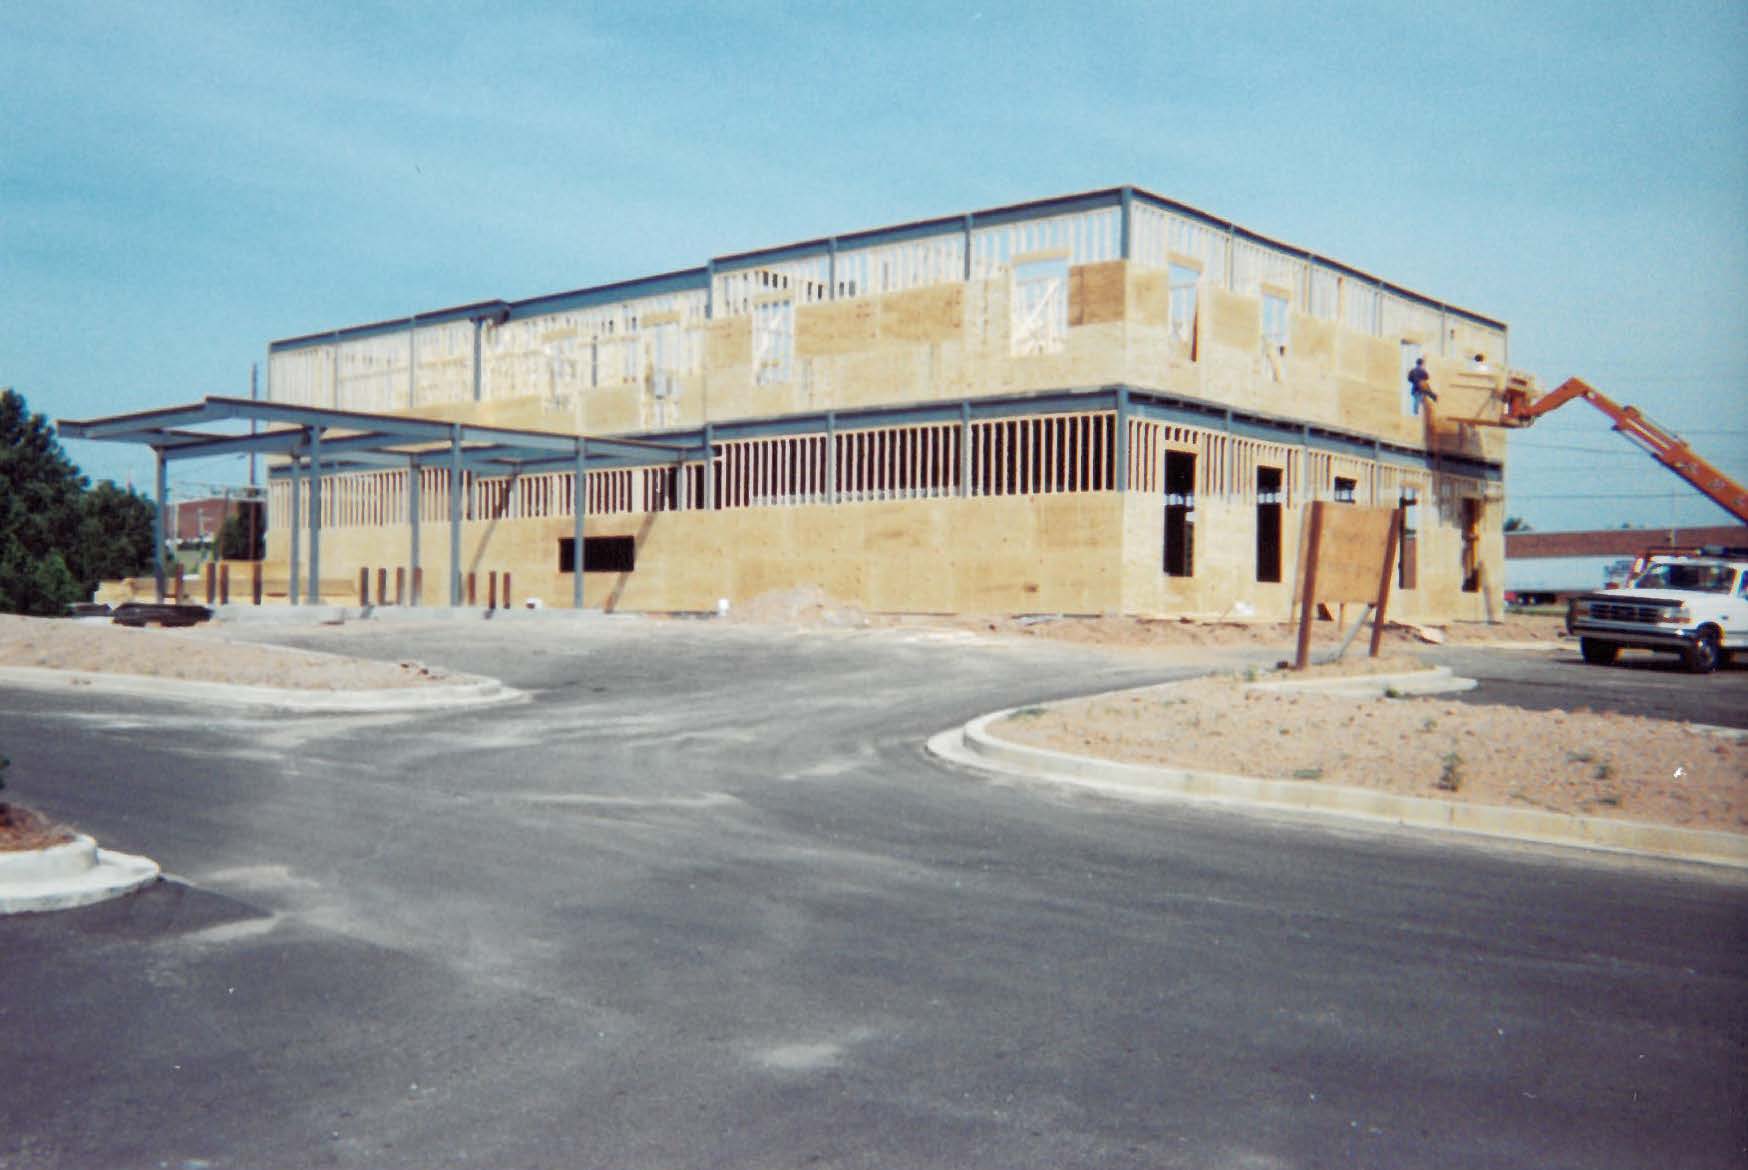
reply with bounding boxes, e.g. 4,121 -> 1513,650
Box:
1629,562 -> 1736,593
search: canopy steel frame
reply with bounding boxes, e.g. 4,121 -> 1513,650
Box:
59,397 -> 699,607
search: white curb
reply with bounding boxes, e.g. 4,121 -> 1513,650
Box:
928,688 -> 1748,871
0,666 -> 528,714
0,834 -> 160,914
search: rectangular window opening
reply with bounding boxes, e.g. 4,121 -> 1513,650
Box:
1400,340 -> 1425,416
1256,466 -> 1283,583
1461,498 -> 1482,592
1168,263 -> 1199,359
1333,476 -> 1357,504
1262,291 -> 1289,380
1164,451 -> 1196,577
1398,492 -> 1419,590
557,535 -> 636,574
1010,255 -> 1068,356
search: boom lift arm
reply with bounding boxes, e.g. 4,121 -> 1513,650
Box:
1500,377 -> 1748,524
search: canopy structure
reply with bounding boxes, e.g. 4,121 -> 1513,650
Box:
58,396 -> 704,608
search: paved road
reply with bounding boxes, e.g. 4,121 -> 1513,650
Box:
3,619 -> 1745,1168
1429,640 -> 1748,728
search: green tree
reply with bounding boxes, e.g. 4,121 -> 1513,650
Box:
217,508 -> 264,561
73,479 -> 156,587
0,388 -> 156,615
0,388 -> 86,614
1503,516 -> 1531,532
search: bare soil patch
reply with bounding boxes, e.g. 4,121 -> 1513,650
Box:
993,673 -> 1748,833
0,802 -> 74,852
0,614 -> 461,691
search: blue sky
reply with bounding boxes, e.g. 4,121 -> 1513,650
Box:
4,1 -> 1744,531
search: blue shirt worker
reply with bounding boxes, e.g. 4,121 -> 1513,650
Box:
1408,357 -> 1436,404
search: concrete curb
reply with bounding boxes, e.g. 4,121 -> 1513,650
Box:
1246,665 -> 1477,697
927,685 -> 1748,871
0,834 -> 160,914
0,665 -> 528,715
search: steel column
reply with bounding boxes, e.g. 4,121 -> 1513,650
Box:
307,426 -> 323,603
471,319 -> 483,402
288,451 -> 301,605
572,439 -> 586,610
449,424 -> 463,606
825,412 -> 837,505
703,422 -> 715,510
958,401 -> 971,497
407,458 -> 422,606
152,448 -> 167,602
1119,186 -> 1133,261
1114,386 -> 1129,492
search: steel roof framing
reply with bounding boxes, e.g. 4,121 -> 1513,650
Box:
58,397 -> 702,608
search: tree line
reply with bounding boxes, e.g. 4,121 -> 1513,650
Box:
1,387 -> 157,615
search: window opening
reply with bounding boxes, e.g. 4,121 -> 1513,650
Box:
1333,476 -> 1357,504
1010,254 -> 1068,356
1163,451 -> 1196,577
1398,492 -> 1419,590
1400,340 -> 1425,415
1168,263 -> 1199,356
1461,498 -> 1482,592
558,535 -> 637,574
753,295 -> 794,385
1256,466 -> 1284,583
1261,291 -> 1289,381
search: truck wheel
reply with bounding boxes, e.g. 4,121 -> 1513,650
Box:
1683,628 -> 1721,674
1579,638 -> 1619,666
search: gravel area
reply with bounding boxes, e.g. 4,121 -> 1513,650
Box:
0,615 -> 461,690
992,668 -> 1748,833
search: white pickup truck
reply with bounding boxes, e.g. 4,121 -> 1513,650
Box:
1566,550 -> 1748,673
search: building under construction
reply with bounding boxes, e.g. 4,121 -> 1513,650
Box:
256,185 -> 1517,619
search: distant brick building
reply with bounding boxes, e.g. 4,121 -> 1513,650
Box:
1504,525 -> 1748,600
172,496 -> 265,551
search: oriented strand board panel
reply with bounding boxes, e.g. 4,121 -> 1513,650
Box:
880,284 -> 964,344
1069,261 -> 1126,326
1129,268 -> 1170,327
1310,504 -> 1396,603
1206,286 -> 1260,352
707,317 -> 752,368
798,299 -> 878,358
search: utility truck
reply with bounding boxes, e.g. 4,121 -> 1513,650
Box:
1565,548 -> 1748,673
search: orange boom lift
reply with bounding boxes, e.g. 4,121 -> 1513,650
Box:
1489,377 -> 1748,524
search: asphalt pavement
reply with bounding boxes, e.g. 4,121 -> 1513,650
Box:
2,618 -> 1744,1168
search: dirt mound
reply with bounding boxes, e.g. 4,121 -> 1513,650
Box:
0,614 -> 460,691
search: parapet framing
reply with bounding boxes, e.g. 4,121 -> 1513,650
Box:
261,185 -> 1514,620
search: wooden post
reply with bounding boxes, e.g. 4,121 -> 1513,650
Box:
1294,501 -> 1325,671
1368,507 -> 1405,658
251,562 -> 262,605
172,563 -> 184,604
412,567 -> 423,605
204,562 -> 217,604
377,567 -> 389,606
466,571 -> 477,607
358,567 -> 370,606
219,563 -> 230,605
395,567 -> 406,606
487,571 -> 498,610
502,572 -> 512,609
